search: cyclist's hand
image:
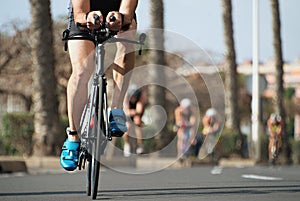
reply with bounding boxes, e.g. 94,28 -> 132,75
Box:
86,11 -> 103,29
106,11 -> 122,31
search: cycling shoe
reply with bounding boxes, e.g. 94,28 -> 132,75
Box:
109,108 -> 127,137
60,139 -> 80,171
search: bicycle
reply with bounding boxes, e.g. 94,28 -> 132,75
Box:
73,16 -> 145,200
269,135 -> 280,165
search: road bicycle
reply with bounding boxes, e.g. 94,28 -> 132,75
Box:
74,16 -> 146,200
270,136 -> 280,165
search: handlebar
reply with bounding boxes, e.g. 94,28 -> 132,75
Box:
76,15 -> 117,41
76,14 -> 146,53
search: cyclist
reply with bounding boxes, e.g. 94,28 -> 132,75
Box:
202,108 -> 219,140
267,113 -> 283,162
123,85 -> 147,156
201,108 -> 220,160
60,0 -> 138,171
174,99 -> 197,160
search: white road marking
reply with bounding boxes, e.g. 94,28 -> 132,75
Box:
210,166 -> 223,175
242,174 -> 283,181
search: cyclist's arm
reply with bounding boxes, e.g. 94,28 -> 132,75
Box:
267,119 -> 272,132
72,0 -> 90,24
267,119 -> 276,137
174,107 -> 182,127
276,122 -> 283,136
119,0 -> 138,25
211,118 -> 220,133
189,113 -> 197,144
72,0 -> 103,29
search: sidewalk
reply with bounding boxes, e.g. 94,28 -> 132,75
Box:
0,155 -> 257,174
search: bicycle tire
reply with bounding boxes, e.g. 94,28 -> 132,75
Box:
91,142 -> 101,199
83,92 -> 97,197
86,116 -> 100,199
79,97 -> 92,196
91,83 -> 106,200
80,85 -> 100,198
86,153 -> 92,196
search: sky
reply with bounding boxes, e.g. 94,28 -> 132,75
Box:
1,0 -> 300,64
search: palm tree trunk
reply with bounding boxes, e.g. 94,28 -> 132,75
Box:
29,0 -> 62,156
149,0 -> 168,149
271,0 -> 285,118
270,0 -> 290,163
222,0 -> 244,156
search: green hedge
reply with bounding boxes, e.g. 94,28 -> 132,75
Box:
218,129 -> 269,161
218,129 -> 239,158
1,112 -> 34,156
260,133 -> 269,162
290,139 -> 300,165
1,112 -> 68,156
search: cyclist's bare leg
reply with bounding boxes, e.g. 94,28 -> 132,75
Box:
67,40 -> 95,141
111,20 -> 137,109
135,126 -> 143,146
177,130 -> 184,158
268,137 -> 275,159
133,115 -> 143,148
277,135 -> 282,151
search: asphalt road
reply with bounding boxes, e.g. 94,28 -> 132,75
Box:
0,165 -> 300,201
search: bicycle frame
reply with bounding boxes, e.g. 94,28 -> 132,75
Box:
80,39 -> 112,199
269,135 -> 280,166
76,22 -> 146,199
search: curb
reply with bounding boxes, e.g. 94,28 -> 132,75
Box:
0,160 -> 27,173
0,156 -> 257,174
0,156 -> 138,174
219,158 -> 256,167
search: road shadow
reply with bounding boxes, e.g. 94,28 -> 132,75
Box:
1,184 -> 300,200
98,184 -> 300,200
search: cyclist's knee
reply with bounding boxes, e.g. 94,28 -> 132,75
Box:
70,65 -> 93,86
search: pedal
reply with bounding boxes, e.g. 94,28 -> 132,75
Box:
82,157 -> 86,169
107,130 -> 112,141
78,151 -> 84,170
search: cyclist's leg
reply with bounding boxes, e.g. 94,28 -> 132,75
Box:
109,20 -> 137,136
277,135 -> 282,153
135,122 -> 144,154
268,136 -> 274,159
60,39 -> 94,171
123,122 -> 132,157
177,129 -> 184,158
111,20 -> 137,109
67,40 -> 95,137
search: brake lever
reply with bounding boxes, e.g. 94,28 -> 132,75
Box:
138,33 -> 146,55
93,15 -> 100,24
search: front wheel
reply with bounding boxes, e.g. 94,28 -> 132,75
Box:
86,154 -> 91,196
91,138 -> 100,200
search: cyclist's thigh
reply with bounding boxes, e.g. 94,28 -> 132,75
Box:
68,40 -> 95,77
116,19 -> 137,55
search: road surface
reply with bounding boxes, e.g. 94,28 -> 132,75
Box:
0,165 -> 300,201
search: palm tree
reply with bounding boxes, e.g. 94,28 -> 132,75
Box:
29,0 -> 62,156
270,0 -> 290,163
221,0 -> 244,156
148,0 -> 168,148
